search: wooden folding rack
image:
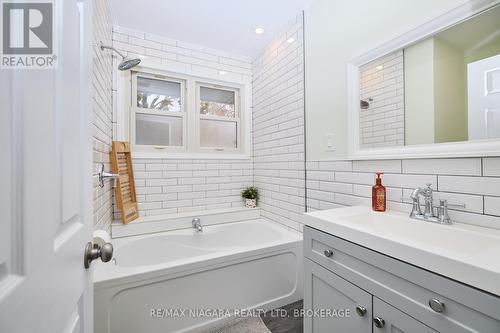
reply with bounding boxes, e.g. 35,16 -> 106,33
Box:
110,141 -> 139,224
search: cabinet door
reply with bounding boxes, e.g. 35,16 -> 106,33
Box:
373,297 -> 437,333
304,258 -> 372,333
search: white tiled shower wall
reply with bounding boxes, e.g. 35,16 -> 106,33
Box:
92,0 -> 114,231
111,27 -> 254,218
359,50 -> 405,149
252,14 -> 306,231
306,158 -> 500,229
112,26 -> 252,82
129,159 -> 253,217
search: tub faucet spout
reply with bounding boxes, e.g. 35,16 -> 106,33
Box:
192,218 -> 203,232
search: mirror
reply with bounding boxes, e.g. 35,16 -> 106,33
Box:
358,5 -> 500,150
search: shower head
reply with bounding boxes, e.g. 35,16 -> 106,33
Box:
118,58 -> 141,71
99,43 -> 141,71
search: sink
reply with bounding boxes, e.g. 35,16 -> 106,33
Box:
304,206 -> 500,296
340,210 -> 499,256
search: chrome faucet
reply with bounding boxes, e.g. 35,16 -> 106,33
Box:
94,163 -> 119,188
408,184 -> 452,224
192,218 -> 203,232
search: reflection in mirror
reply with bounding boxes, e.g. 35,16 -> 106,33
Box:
359,5 -> 500,149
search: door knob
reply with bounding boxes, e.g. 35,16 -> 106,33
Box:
355,306 -> 367,317
373,317 -> 385,328
84,242 -> 113,269
429,298 -> 445,313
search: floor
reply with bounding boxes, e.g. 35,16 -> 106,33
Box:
205,300 -> 303,333
261,300 -> 303,333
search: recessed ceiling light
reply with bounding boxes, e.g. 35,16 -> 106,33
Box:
376,65 -> 384,70
286,37 -> 295,44
254,27 -> 265,35
218,70 -> 227,75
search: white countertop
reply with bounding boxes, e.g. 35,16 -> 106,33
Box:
303,206 -> 500,297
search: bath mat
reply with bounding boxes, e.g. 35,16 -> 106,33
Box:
205,317 -> 272,333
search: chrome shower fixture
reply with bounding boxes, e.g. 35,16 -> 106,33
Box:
99,42 -> 141,71
360,97 -> 373,110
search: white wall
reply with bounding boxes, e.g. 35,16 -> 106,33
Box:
434,37 -> 468,143
252,14 -> 306,231
405,36 -> 468,145
405,38 -> 435,145
111,27 -> 254,218
304,0 -> 468,160
93,0 -> 114,231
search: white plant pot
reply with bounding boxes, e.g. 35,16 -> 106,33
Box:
245,198 -> 257,208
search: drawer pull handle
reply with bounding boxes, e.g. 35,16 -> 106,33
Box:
429,298 -> 445,313
373,317 -> 385,328
355,306 -> 367,317
323,249 -> 334,258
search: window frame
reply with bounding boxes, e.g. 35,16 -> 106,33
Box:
195,82 -> 241,153
131,72 -> 187,153
127,67 -> 249,158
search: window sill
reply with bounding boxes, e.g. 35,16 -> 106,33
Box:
131,151 -> 252,160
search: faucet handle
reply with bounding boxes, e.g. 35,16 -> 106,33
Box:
437,200 -> 451,224
425,183 -> 433,190
432,199 -> 465,209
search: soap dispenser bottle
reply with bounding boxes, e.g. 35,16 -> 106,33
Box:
372,172 -> 386,212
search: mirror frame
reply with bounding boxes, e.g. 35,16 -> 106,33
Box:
347,0 -> 500,160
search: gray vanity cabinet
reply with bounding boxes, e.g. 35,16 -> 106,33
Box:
303,226 -> 500,333
372,297 -> 437,333
304,259 -> 372,333
304,259 -> 434,333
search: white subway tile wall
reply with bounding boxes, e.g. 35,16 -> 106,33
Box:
112,26 -> 252,82
306,158 -> 500,230
483,157 -> 500,176
111,28 -> 254,218
93,0 -> 113,231
124,159 -> 253,218
252,14 -> 306,231
359,50 -> 405,149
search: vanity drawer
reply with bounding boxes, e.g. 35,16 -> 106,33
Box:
304,226 -> 500,333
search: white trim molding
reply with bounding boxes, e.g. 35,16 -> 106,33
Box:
347,0 -> 500,160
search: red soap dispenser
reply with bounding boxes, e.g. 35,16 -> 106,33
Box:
372,172 -> 386,212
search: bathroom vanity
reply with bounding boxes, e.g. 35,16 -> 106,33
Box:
303,206 -> 500,333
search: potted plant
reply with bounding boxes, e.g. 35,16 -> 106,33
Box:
241,187 -> 259,208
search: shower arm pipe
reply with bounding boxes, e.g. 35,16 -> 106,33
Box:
99,44 -> 126,59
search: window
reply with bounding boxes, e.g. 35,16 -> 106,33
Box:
130,70 -> 246,157
132,73 -> 185,150
198,84 -> 240,151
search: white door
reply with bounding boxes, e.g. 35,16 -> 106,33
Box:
0,1 -> 94,333
468,54 -> 500,140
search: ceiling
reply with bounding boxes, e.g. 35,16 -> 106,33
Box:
110,0 -> 314,59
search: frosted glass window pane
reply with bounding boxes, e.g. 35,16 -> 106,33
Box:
200,86 -> 236,118
136,113 -> 183,146
137,77 -> 181,112
200,119 -> 237,148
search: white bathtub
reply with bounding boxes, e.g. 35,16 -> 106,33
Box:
93,219 -> 303,333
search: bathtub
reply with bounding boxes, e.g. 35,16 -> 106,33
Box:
93,218 -> 303,333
